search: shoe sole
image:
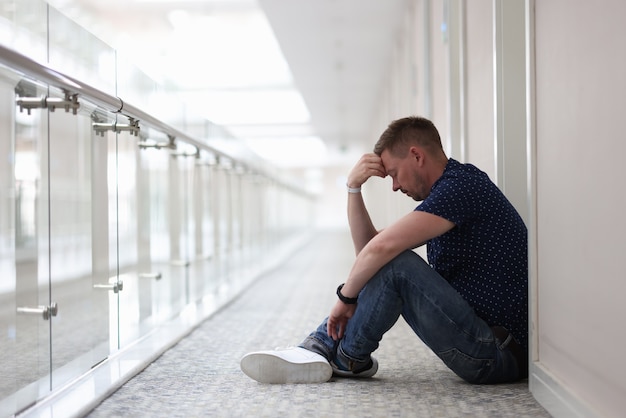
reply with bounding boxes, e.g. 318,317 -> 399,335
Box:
240,352 -> 332,384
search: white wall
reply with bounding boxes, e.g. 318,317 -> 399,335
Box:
530,1 -> 626,416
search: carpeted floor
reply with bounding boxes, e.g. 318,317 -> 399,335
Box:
86,229 -> 550,418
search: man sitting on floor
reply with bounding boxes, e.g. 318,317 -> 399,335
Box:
240,116 -> 528,384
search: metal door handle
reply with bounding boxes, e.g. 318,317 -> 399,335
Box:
17,302 -> 58,320
139,272 -> 162,280
93,281 -> 123,293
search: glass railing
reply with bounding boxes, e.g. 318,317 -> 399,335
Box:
0,1 -> 314,415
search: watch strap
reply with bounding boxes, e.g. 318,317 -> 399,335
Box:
336,283 -> 358,304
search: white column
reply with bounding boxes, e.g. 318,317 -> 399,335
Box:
446,0 -> 467,161
493,0 -> 528,223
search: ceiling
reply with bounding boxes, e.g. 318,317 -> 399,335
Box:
258,0 -> 408,156
47,0 -> 410,165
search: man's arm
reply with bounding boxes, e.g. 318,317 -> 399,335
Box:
341,210 -> 454,298
346,153 -> 387,254
347,191 -> 377,254
327,210 -> 454,340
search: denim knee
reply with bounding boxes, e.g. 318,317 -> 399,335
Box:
366,250 -> 426,291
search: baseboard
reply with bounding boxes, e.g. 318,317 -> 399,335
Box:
530,362 -> 600,418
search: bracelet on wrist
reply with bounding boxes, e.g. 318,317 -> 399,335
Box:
347,184 -> 362,194
336,283 -> 358,304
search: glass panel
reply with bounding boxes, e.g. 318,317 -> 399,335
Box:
134,129 -> 159,332
47,6 -> 116,95
163,142 -> 187,316
0,75 -> 51,414
116,55 -> 159,117
138,131 -> 179,327
116,127 -> 190,344
45,5 -> 115,391
230,169 -> 243,279
143,137 -> 172,324
239,172 -> 256,272
114,127 -> 142,348
2,0 -> 48,62
115,54 -> 189,341
0,4 -> 54,414
188,150 -> 216,299
47,93 -> 111,390
213,162 -> 230,284
174,141 -> 203,305
0,64 -> 19,415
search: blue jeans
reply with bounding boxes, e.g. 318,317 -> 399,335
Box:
301,250 -> 525,384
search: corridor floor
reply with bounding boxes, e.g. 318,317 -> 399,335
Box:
86,229 -> 550,418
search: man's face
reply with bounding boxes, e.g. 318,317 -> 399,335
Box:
380,148 -> 429,201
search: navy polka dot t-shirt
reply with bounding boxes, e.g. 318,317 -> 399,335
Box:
416,159 -> 528,349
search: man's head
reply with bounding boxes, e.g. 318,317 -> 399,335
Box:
374,116 -> 443,157
374,116 -> 448,201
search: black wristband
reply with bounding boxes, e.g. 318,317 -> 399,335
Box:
336,283 -> 358,304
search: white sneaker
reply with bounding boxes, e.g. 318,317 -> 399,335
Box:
240,347 -> 332,384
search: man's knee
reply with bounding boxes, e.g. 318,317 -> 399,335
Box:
380,250 -> 426,276
363,251 -> 419,290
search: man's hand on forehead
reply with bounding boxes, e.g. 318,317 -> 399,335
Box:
380,160 -> 388,176
347,153 -> 387,188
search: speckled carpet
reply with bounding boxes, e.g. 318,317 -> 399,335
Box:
86,229 -> 550,418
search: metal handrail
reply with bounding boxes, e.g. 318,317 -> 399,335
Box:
0,43 -> 306,193
0,44 -> 124,114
